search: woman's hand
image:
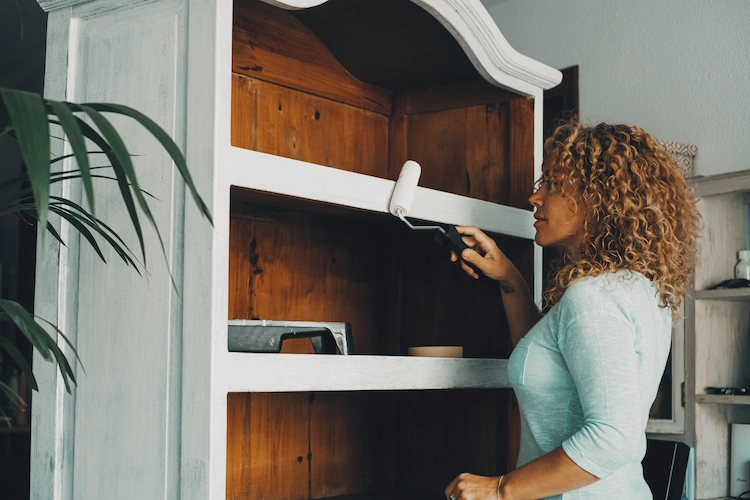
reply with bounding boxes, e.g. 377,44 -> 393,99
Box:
451,226 -> 514,281
445,472 -> 506,500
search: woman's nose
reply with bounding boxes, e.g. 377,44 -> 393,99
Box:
529,189 -> 542,208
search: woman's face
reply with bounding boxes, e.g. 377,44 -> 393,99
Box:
528,168 -> 588,253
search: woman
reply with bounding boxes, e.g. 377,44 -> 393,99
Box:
444,121 -> 700,500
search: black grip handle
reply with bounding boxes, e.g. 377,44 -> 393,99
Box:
434,225 -> 481,275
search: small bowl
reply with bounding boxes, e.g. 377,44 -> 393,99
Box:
408,346 -> 464,358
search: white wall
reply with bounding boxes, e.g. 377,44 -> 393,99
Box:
482,0 -> 750,176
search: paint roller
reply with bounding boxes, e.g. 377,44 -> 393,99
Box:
389,160 -> 480,274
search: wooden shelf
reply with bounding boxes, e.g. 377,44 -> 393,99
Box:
227,353 -> 509,393
696,394 -> 750,405
694,288 -> 750,301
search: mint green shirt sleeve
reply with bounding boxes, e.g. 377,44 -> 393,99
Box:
559,311 -> 642,479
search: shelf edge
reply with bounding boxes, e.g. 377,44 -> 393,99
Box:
227,353 -> 510,392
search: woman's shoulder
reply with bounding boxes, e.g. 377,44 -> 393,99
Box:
560,271 -> 658,316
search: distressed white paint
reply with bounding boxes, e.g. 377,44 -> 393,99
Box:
34,0 -> 552,498
228,354 -> 510,392
30,7 -> 79,500
37,0 -> 93,12
228,147 -> 536,240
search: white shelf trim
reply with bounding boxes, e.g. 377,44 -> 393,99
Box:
227,353 -> 510,392
227,146 -> 536,240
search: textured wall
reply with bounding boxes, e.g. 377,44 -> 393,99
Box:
482,0 -> 750,176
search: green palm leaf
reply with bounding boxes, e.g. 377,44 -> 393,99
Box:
48,101 -> 94,215
0,299 -> 78,392
1,88 -> 212,399
85,103 -> 213,224
0,89 -> 50,232
0,334 -> 37,391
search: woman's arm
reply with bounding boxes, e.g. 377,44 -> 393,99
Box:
445,447 -> 598,500
453,226 -> 542,345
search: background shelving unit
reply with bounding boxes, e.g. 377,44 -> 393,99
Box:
683,170 -> 750,499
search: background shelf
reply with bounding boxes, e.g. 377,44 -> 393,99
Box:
696,394 -> 750,405
227,353 -> 510,393
694,288 -> 750,301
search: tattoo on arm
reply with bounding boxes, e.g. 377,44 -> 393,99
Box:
499,280 -> 515,294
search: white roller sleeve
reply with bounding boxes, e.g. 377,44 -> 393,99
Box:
389,160 -> 422,216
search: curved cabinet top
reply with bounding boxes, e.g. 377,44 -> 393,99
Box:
269,0 -> 563,93
39,0 -> 562,94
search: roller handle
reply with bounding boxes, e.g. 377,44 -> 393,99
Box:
435,225 -> 482,276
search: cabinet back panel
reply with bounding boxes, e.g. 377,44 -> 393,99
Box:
406,104 -> 510,204
227,391 -> 508,500
232,74 -> 390,178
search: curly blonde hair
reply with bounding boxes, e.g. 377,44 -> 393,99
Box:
542,121 -> 701,315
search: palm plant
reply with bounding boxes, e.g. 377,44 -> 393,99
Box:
0,87 -> 213,414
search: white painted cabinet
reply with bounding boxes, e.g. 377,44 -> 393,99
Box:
31,0 -> 560,499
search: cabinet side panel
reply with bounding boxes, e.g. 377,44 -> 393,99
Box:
67,4 -> 185,499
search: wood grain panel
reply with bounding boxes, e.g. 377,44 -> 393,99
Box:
231,74 -> 256,150
406,103 -> 509,204
232,77 -> 389,178
394,225 -> 508,358
226,392 -> 310,500
508,97 -> 536,210
396,390 -> 507,495
233,0 -> 392,115
387,91 -> 409,181
228,205 -> 394,355
404,80 -> 514,115
310,392 -> 397,499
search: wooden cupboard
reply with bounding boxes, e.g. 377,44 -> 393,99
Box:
32,0 -> 560,498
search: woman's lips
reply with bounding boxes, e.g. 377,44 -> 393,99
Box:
533,217 -> 546,227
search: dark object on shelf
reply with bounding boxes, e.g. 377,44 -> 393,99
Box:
227,320 -> 354,354
709,278 -> 750,289
642,439 -> 690,500
706,386 -> 748,396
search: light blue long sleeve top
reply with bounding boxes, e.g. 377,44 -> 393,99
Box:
508,271 -> 672,500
